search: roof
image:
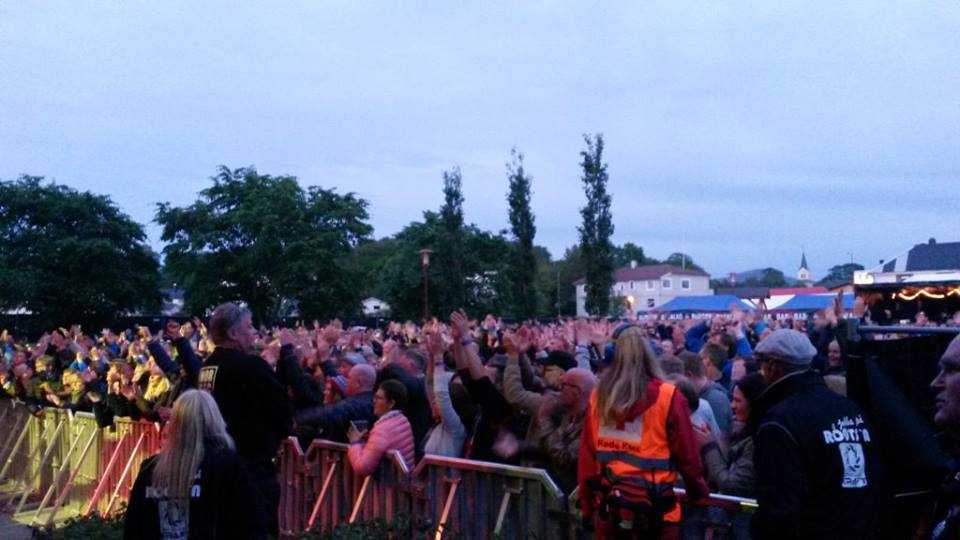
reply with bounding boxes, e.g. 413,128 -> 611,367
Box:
769,287 -> 829,296
871,240 -> 960,273
714,287 -> 770,299
574,264 -> 708,285
650,294 -> 751,313
800,252 -> 809,270
771,293 -> 855,313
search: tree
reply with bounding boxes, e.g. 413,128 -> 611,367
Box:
0,176 -> 160,328
664,252 -> 705,272
613,242 -> 656,268
577,134 -> 615,316
819,263 -> 864,285
506,149 -> 538,320
155,166 -> 372,322
378,212 -> 512,320
434,167 -> 466,315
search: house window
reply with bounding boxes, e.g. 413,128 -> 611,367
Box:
630,281 -> 635,290
662,279 -> 672,289
647,298 -> 655,308
681,280 -> 691,290
646,281 -> 654,290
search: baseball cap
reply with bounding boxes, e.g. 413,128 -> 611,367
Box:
540,350 -> 577,371
754,329 -> 817,366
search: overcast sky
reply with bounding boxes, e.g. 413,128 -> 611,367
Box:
2,1 -> 959,279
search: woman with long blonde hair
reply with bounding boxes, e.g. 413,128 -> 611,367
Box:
578,325 -> 710,539
124,390 -> 261,540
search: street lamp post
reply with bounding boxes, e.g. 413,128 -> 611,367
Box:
420,249 -> 433,320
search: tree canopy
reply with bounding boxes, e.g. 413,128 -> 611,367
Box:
578,134 -> 615,316
155,166 -> 371,322
506,149 -> 538,321
0,175 -> 160,327
376,212 -> 511,321
819,262 -> 864,285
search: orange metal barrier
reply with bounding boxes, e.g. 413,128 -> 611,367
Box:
0,401 -> 761,537
277,437 -> 411,537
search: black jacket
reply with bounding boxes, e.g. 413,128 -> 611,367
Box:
199,347 -> 292,466
294,391 -> 374,443
751,370 -> 886,540
124,443 -> 263,540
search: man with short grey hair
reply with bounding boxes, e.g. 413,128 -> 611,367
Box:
199,303 -> 292,539
751,329 -> 885,539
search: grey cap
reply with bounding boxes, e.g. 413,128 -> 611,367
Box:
754,329 -> 817,365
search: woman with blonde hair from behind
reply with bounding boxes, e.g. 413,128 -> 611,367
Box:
578,325 -> 710,539
124,389 -> 262,540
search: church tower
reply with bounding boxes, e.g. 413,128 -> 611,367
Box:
797,251 -> 811,284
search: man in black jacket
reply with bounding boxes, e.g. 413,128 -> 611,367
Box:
927,334 -> 960,539
198,303 -> 292,538
295,364 -> 376,442
751,329 -> 885,539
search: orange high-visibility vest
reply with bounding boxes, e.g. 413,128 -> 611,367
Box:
588,382 -> 682,522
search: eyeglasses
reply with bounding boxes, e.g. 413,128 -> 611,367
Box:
755,353 -> 778,364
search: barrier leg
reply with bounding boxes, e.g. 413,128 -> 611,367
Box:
0,414 -> 28,481
14,419 -> 65,513
434,476 -> 460,540
83,433 -> 129,516
306,460 -> 337,531
0,408 -> 10,444
103,432 -> 145,517
45,428 -> 99,528
5,415 -> 52,501
493,484 -> 523,536
348,475 -> 372,524
30,426 -> 86,525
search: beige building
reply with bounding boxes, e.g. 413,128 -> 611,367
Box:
575,262 -> 712,317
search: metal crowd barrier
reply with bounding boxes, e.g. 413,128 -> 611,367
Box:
0,401 -> 760,537
411,454 -> 567,539
277,437 -> 412,537
0,400 -> 162,528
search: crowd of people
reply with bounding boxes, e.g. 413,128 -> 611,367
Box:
2,297 -> 960,539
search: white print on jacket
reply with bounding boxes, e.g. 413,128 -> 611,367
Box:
822,415 -> 870,489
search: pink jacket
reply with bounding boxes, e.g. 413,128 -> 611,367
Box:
347,410 -> 415,476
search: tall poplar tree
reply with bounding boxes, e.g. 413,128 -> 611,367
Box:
506,149 -> 538,320
578,134 -> 615,316
437,167 -> 466,314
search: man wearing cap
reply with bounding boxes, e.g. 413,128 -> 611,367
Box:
751,329 -> 884,539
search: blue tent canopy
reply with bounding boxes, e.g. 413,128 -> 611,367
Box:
772,293 -> 855,313
650,294 -> 752,314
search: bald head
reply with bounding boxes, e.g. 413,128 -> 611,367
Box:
559,368 -> 597,409
347,364 -> 377,396
563,368 -> 597,393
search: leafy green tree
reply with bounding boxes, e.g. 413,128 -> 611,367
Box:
435,168 -> 466,315
506,149 -> 538,320
0,175 -> 160,328
819,263 -> 864,284
577,134 -> 615,316
536,245 -> 585,318
664,252 -> 705,272
613,242 -> 657,267
155,166 -> 371,322
378,212 -> 511,320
